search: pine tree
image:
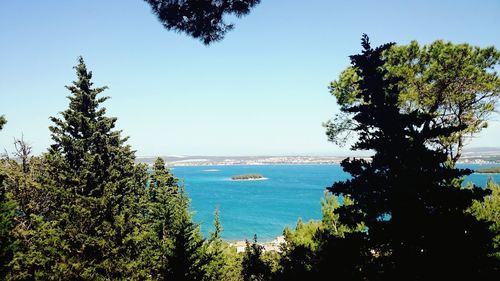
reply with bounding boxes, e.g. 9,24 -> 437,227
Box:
0,182 -> 16,278
0,115 -> 6,130
242,235 -> 271,281
144,0 -> 261,44
205,207 -> 229,281
33,57 -> 149,279
0,117 -> 18,278
148,157 -> 208,281
147,157 -> 180,279
328,35 -> 496,280
469,179 -> 500,260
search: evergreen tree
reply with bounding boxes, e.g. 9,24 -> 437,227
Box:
164,189 -> 208,281
1,139 -> 56,280
29,57 -> 149,279
205,207 -> 229,281
144,0 -> 261,44
469,179 -> 500,260
327,35 -> 497,280
0,115 -> 6,130
148,157 -> 208,281
241,235 -> 271,281
277,193 -> 364,281
0,176 -> 16,278
277,219 -> 319,281
326,39 -> 500,164
0,117 -> 18,279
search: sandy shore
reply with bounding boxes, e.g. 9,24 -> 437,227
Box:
228,236 -> 285,253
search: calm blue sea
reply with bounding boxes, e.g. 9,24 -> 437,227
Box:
172,164 -> 500,242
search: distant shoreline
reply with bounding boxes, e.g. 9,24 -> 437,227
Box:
136,155 -> 500,167
165,162 -> 499,167
228,236 -> 285,253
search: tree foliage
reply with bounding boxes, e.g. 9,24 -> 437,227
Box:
14,57 -> 151,279
469,179 -> 500,260
0,115 -> 6,130
0,118 -> 18,279
276,192 -> 363,281
327,35 -> 497,280
326,39 -> 500,163
148,157 -> 209,280
205,207 -> 228,280
0,58 -> 249,281
242,235 -> 272,281
144,0 -> 261,44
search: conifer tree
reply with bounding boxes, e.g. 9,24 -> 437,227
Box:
326,40 -> 500,164
147,157 -> 180,279
144,0 -> 261,44
0,115 -> 6,130
205,207 -> 229,281
1,139 -> 56,280
469,179 -> 500,260
36,57 -> 149,279
166,200 -> 207,281
0,175 -> 16,278
148,157 -> 208,281
242,235 -> 271,281
0,118 -> 18,278
328,35 -> 496,280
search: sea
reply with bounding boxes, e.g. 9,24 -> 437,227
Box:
171,163 -> 500,242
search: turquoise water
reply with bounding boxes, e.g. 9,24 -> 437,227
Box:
172,164 -> 500,241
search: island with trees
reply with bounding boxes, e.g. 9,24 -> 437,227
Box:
231,173 -> 266,181
476,166 -> 500,174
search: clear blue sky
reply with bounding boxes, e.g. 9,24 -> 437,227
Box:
1,0 -> 499,156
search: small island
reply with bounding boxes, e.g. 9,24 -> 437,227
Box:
475,166 -> 500,174
231,173 -> 267,181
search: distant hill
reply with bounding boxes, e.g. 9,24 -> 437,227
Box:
136,155 -> 349,166
461,147 -> 500,164
135,148 -> 500,166
463,147 -> 500,154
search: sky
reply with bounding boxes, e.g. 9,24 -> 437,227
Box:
1,0 -> 499,156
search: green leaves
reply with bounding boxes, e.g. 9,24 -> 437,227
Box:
0,115 -> 6,130
144,0 -> 261,44
34,57 -> 149,279
326,36 -> 496,279
468,179 -> 500,259
327,39 -> 500,163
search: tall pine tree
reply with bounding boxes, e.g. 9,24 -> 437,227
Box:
328,35 -> 497,280
40,57 -> 148,279
148,157 -> 208,281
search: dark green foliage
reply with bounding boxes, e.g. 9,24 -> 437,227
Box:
148,157 -> 208,281
1,140 -> 55,280
326,40 -> 500,164
144,0 -> 260,44
327,35 -> 497,280
242,235 -> 272,281
205,207 -> 227,280
0,188 -> 16,278
231,174 -> 264,180
0,137 -> 18,278
0,118 -> 11,276
469,179 -> 500,259
0,115 -> 6,130
166,206 -> 207,281
277,220 -> 319,281
21,57 -> 150,279
276,193 -> 363,281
